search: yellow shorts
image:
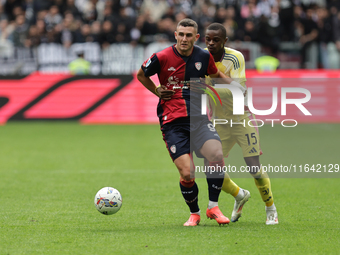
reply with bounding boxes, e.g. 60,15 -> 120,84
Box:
215,115 -> 262,158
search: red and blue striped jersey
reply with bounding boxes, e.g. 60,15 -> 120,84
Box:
141,45 -> 218,126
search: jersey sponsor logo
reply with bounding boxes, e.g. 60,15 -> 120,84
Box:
167,76 -> 179,85
170,145 -> 176,153
168,67 -> 176,71
195,62 -> 202,71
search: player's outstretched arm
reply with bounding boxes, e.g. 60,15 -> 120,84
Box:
210,70 -> 246,94
210,69 -> 232,82
137,68 -> 175,100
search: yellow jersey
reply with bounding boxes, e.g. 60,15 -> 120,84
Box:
206,47 -> 249,122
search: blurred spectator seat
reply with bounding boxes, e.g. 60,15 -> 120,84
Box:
37,42 -> 101,74
223,41 -> 261,69
0,39 -> 14,58
102,43 -> 144,75
278,42 -> 301,69
144,41 -> 173,61
305,42 -> 318,69
0,47 -> 37,75
327,43 -> 340,69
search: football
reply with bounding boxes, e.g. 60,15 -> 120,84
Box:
94,187 -> 122,215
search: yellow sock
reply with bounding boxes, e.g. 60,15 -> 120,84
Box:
221,173 -> 240,197
253,168 -> 274,206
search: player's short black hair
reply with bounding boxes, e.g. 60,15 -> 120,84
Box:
177,18 -> 198,32
206,23 -> 227,39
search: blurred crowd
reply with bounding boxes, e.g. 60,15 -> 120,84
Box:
0,0 -> 340,59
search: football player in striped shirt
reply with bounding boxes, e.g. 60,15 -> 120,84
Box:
204,23 -> 278,225
137,19 -> 246,226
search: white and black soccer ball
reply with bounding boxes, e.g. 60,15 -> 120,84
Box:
94,187 -> 122,215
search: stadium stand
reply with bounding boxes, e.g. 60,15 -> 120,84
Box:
0,0 -> 339,74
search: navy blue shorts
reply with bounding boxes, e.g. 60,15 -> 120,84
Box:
161,117 -> 221,161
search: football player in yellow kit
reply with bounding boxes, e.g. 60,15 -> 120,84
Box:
205,23 -> 278,225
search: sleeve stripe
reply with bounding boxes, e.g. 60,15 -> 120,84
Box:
225,53 -> 240,65
224,58 -> 236,70
224,57 -> 240,70
224,54 -> 240,69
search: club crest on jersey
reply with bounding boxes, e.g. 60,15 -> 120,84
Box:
170,145 -> 176,154
195,62 -> 202,70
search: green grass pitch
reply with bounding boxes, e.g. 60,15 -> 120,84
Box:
0,122 -> 339,254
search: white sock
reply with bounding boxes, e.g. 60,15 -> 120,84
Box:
235,188 -> 245,201
208,201 -> 218,209
266,203 -> 276,211
191,210 -> 200,215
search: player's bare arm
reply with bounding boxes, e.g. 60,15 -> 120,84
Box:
137,68 -> 174,100
210,69 -> 246,94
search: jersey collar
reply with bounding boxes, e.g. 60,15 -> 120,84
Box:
173,44 -> 195,58
218,48 -> 225,62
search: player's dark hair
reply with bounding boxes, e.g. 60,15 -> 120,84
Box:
177,18 -> 198,32
206,23 -> 227,39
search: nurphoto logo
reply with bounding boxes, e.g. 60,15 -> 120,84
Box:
201,83 -> 312,128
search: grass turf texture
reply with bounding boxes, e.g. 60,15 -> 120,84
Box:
0,122 -> 339,254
